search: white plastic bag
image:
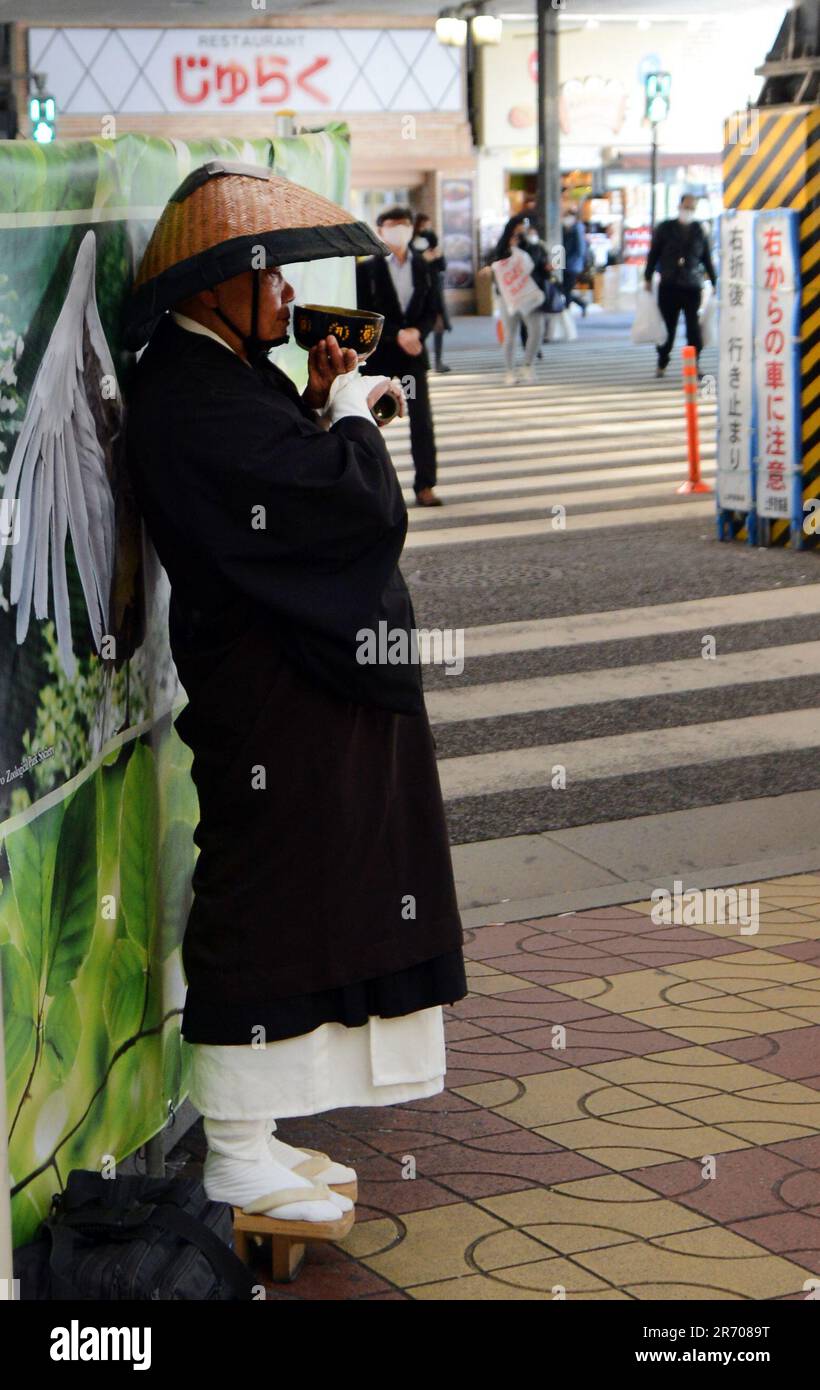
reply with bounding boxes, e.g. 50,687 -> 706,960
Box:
491,248 -> 545,318
631,287 -> 667,346
562,308 -> 578,341
699,285 -> 717,348
546,308 -> 577,342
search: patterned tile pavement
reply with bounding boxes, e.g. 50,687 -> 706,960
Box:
172,873 -> 820,1300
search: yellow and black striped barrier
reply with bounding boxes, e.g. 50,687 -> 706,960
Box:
722,105 -> 820,547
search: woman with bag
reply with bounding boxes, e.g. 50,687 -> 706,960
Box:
489,216 -> 547,384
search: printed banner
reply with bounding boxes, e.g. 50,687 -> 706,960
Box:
0,128 -> 355,1247
753,209 -> 802,523
716,209 -> 756,512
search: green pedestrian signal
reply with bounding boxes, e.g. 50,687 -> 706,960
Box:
29,93 -> 56,143
644,71 -> 671,125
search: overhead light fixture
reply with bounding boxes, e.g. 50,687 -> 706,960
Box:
585,18 -> 600,30
472,14 -> 503,44
436,11 -> 469,46
637,18 -> 651,31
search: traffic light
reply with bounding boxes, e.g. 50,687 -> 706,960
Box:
644,71 -> 671,125
29,92 -> 56,143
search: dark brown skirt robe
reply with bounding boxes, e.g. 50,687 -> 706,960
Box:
126,316 -> 466,1044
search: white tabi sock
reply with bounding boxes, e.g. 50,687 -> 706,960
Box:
202,1118 -> 342,1223
264,1120 -> 356,1213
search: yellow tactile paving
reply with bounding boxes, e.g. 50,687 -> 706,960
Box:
572,1225 -> 816,1300
549,965 -> 815,1042
672,1078 -> 820,1142
342,1203 -> 507,1286
475,1175 -> 710,1251
409,1265 -> 624,1299
465,960 -> 538,995
584,1046 -> 786,1098
531,1111 -> 752,1170
284,872 -> 820,1300
452,1068 -> 658,1127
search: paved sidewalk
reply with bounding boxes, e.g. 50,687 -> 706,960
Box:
171,864 -> 820,1300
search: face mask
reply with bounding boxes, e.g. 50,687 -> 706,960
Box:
563,217 -> 575,229
679,209 -> 694,224
526,232 -> 539,244
380,224 -> 413,250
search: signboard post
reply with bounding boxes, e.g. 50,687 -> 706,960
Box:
715,206 -> 802,548
753,209 -> 803,545
716,209 -> 756,537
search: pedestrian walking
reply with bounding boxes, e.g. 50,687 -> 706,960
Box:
412,212 -> 452,373
561,208 -> 589,315
124,163 -> 466,1228
644,193 -> 718,378
356,205 -> 444,507
489,216 -> 548,384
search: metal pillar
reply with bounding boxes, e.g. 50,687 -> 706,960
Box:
537,0 -> 561,260
650,121 -> 659,228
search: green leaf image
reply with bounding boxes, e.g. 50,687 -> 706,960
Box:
1,941 -> 37,1079
103,937 -> 146,1047
119,740 -> 158,955
42,983 -> 82,1082
5,805 -> 63,982
162,1023 -> 182,1104
158,820 -> 194,961
45,776 -> 98,996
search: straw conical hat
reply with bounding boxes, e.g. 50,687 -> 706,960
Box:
124,159 -> 389,350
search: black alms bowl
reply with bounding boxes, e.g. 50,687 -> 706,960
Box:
292,303 -> 385,358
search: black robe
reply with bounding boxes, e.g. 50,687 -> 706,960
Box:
125,316 -> 466,1044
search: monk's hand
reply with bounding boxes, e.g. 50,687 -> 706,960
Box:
366,376 -> 406,427
302,334 -> 358,410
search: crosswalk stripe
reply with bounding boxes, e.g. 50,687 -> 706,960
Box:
407,478 -> 718,524
394,447 -> 715,484
438,707 -> 820,800
439,585 -> 820,657
426,641 -> 820,724
401,459 -> 716,500
404,499 -> 715,547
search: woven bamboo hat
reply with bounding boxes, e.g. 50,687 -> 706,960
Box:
124,159 -> 390,350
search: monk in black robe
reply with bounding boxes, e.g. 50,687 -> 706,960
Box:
124,162 -> 466,1227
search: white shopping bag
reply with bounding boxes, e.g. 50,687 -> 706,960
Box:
546,308 -> 577,342
699,285 -> 717,348
491,247 -> 544,317
561,307 -> 578,341
631,286 -> 667,346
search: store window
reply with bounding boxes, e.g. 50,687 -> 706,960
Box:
350,188 -> 412,225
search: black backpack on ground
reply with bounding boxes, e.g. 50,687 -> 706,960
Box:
20,1169 -> 256,1300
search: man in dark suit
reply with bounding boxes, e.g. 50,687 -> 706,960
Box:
356,205 -> 443,506
644,193 -> 717,379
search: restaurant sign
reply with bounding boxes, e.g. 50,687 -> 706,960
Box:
28,27 -> 461,115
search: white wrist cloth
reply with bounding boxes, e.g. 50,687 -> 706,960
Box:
321,369 -> 390,425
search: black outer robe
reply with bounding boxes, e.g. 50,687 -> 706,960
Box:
125,316 -> 466,1044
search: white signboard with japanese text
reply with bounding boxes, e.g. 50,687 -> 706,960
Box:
28,27 -> 461,115
753,210 -> 802,523
716,210 -> 756,512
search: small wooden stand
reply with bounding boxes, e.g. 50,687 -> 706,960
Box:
233,1205 -> 355,1283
